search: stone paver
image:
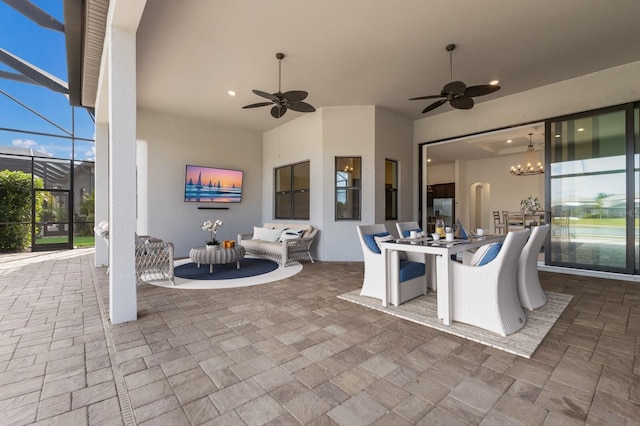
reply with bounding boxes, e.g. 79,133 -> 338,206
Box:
1,248 -> 639,424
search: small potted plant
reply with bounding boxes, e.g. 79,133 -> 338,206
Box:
202,219 -> 223,249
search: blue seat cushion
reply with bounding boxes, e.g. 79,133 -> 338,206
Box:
363,232 -> 389,254
401,228 -> 422,238
399,260 -> 425,282
477,242 -> 503,266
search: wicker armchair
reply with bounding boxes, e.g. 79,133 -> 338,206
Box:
94,222 -> 175,286
450,228 -> 530,336
135,237 -> 175,286
517,224 -> 550,310
357,224 -> 426,306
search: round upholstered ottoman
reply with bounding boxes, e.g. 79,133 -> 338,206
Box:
189,246 -> 246,273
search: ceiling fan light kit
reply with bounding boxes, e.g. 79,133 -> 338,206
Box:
410,43 -> 501,113
510,133 -> 544,176
242,52 -> 316,118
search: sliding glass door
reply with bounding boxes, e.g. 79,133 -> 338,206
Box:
546,105 -> 635,273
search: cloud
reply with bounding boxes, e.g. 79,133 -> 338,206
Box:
85,145 -> 96,158
12,138 -> 37,148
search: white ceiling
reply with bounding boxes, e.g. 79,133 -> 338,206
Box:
135,0 -> 640,136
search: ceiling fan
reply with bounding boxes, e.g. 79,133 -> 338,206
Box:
242,53 -> 315,118
410,44 -> 501,113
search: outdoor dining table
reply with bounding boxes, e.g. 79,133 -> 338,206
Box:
380,234 -> 506,326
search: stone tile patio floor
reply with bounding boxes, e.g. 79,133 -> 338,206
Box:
0,249 -> 639,425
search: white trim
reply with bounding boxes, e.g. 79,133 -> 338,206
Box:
538,262 -> 640,283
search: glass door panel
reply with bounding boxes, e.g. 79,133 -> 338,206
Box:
547,109 -> 629,272
34,189 -> 72,250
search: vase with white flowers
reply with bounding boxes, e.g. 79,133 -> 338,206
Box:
202,219 -> 223,249
520,196 -> 542,214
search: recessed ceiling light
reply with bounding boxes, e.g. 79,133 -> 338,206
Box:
555,134 -> 561,138
506,139 -> 512,144
489,80 -> 499,86
577,128 -> 584,132
427,158 -> 431,162
227,90 -> 236,96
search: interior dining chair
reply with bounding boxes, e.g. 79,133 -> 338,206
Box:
493,210 -> 506,234
517,224 -> 550,310
450,228 -> 531,336
356,224 -> 426,306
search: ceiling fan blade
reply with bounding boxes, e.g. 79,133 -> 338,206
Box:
465,84 -> 501,97
441,80 -> 466,95
422,99 -> 447,113
253,89 -> 279,102
287,102 -> 315,113
271,105 -> 287,118
242,102 -> 272,109
450,96 -> 474,110
409,94 -> 444,101
283,90 -> 308,103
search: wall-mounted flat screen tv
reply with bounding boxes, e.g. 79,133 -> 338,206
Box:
184,164 -> 243,203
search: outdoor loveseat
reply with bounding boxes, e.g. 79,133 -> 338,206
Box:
237,222 -> 318,267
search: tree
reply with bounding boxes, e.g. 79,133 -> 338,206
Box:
0,170 -> 43,251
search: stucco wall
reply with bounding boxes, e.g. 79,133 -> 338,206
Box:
136,108 -> 263,257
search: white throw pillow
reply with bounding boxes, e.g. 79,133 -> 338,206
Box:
279,228 -> 304,242
252,226 -> 282,242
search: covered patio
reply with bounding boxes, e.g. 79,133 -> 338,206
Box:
1,250 -> 639,424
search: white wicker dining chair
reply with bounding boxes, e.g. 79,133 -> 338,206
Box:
356,224 -> 426,306
517,224 -> 550,310
395,221 -> 436,291
450,228 -> 531,336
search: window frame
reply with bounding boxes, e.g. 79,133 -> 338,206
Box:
335,156 -> 362,221
274,160 -> 310,220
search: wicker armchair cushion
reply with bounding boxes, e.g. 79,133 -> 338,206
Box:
363,232 -> 390,254
398,260 -> 425,282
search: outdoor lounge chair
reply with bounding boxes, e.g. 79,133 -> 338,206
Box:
517,224 -> 550,310
450,228 -> 530,336
357,224 -> 426,306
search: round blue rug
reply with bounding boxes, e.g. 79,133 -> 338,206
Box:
174,258 -> 279,280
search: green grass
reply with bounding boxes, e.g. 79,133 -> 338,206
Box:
35,236 -> 95,247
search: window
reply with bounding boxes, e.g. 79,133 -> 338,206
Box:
275,161 -> 310,219
385,159 -> 398,220
335,157 -> 361,220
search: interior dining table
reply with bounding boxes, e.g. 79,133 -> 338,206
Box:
506,211 -> 545,232
380,234 -> 506,326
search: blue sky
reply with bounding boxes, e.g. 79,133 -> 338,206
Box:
0,0 -> 95,160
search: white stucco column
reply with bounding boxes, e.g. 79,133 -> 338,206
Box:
136,140 -> 148,235
107,25 -> 138,324
94,122 -> 109,267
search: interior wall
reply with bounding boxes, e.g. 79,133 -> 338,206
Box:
263,111 -> 324,260
137,108 -> 263,257
374,106 -> 414,228
462,153 -> 543,233
321,107 -> 376,261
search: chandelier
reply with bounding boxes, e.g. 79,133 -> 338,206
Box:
510,133 -> 543,176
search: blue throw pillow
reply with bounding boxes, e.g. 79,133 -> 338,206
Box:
363,232 -> 389,254
402,228 -> 422,238
477,242 -> 503,266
